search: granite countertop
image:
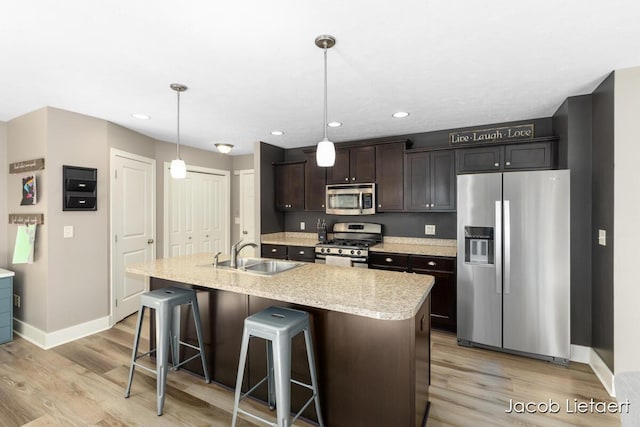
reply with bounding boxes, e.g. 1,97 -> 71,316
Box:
126,253 -> 434,321
261,232 -> 457,257
0,269 -> 15,278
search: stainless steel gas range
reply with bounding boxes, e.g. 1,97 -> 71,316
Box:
315,222 -> 382,268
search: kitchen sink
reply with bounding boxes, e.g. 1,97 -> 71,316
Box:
214,257 -> 304,275
215,257 -> 262,269
243,260 -> 304,275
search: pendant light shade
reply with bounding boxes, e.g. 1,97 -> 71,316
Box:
170,158 -> 187,179
316,137 -> 336,167
315,35 -> 336,167
170,83 -> 188,179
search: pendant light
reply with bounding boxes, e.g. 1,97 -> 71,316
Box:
170,83 -> 188,179
315,35 -> 336,167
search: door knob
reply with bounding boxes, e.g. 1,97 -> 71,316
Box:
147,239 -> 154,244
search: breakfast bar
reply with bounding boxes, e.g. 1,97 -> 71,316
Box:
127,253 -> 434,426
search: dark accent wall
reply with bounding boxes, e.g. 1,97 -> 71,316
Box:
278,117 -> 553,238
591,73 -> 615,371
553,95 -> 593,346
286,211 -> 457,239
259,142 -> 285,234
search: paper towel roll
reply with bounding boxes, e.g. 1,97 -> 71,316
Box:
325,255 -> 352,268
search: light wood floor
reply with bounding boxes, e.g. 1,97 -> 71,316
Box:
0,315 -> 619,426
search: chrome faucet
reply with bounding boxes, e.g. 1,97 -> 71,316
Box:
230,233 -> 258,268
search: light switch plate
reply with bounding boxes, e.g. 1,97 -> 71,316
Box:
598,229 -> 606,246
300,222 -> 306,231
425,225 -> 436,235
64,225 -> 74,239
234,217 -> 241,225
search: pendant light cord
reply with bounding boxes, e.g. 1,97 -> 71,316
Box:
176,89 -> 181,159
323,47 -> 328,140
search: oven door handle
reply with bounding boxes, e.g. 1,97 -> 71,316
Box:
359,192 -> 363,214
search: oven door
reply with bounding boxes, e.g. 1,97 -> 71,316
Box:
325,184 -> 376,215
315,253 -> 369,268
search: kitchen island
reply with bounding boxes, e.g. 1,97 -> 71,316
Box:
127,253 -> 434,427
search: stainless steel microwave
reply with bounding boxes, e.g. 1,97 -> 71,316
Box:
325,183 -> 376,215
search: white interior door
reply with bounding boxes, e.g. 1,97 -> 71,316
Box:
111,150 -> 155,323
169,174 -> 196,257
167,168 -> 229,257
238,170 -> 256,257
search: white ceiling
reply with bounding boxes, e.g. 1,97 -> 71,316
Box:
1,1 -> 639,155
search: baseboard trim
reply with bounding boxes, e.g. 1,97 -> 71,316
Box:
589,348 -> 615,397
13,316 -> 111,350
570,344 -> 591,364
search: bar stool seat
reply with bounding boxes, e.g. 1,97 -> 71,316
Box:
231,306 -> 324,427
124,286 -> 210,415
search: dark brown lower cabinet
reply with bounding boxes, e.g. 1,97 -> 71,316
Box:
369,252 -> 456,332
150,278 -> 430,427
261,243 -> 316,262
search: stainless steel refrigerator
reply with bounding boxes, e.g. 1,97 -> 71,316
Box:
457,170 -> 570,363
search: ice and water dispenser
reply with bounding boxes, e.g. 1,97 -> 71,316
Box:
464,226 -> 494,264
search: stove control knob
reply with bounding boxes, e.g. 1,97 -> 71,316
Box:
357,250 -> 361,255
338,249 -> 343,254
326,248 -> 331,253
350,250 -> 355,255
320,248 -> 325,253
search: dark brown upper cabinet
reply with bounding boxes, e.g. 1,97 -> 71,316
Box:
456,140 -> 556,174
375,143 -> 405,211
274,161 -> 305,211
405,149 -> 455,212
327,146 -> 376,184
304,152 -> 326,211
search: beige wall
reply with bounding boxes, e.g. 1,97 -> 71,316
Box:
614,66 -> 640,374
46,108 -> 110,331
0,121 -> 7,268
5,106 -> 240,337
7,108 -> 49,331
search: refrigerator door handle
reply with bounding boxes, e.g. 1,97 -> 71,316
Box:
495,200 -> 502,294
504,200 -> 511,294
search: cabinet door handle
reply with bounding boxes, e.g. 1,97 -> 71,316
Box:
352,177 -> 356,181
344,177 -> 349,182
385,257 -> 393,263
431,314 -> 450,320
494,162 -> 500,167
428,261 -> 436,266
321,204 -> 325,208
506,161 -> 511,166
378,204 -> 382,208
431,203 -> 434,208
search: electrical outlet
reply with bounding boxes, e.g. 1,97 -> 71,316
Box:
425,225 -> 436,235
13,294 -> 20,308
300,221 -> 305,231
598,229 -> 607,246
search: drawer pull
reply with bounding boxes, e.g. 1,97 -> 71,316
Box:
428,261 -> 436,266
385,257 -> 393,263
271,248 -> 277,252
431,314 -> 450,319
299,251 -> 305,255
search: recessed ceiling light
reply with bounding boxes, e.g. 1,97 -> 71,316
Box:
328,122 -> 342,128
392,111 -> 410,118
270,131 -> 284,136
132,113 -> 150,120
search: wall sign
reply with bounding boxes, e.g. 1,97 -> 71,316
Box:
449,124 -> 534,145
9,158 -> 45,174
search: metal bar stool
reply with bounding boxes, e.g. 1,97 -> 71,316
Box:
231,306 -> 324,427
124,286 -> 210,415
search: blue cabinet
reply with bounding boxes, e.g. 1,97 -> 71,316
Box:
0,270 -> 14,344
